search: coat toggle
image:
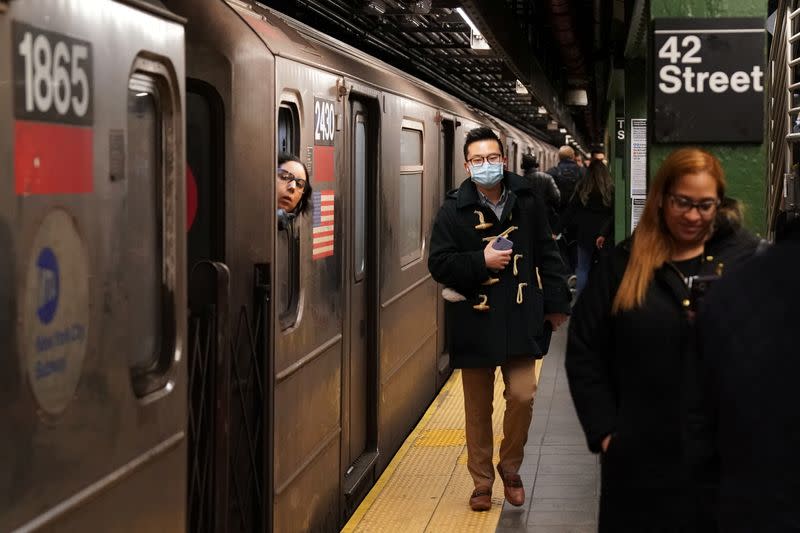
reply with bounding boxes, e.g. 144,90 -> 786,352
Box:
473,210 -> 493,230
516,283 -> 528,304
473,294 -> 490,312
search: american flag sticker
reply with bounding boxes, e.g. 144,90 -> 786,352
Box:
312,190 -> 335,260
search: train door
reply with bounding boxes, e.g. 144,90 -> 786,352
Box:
185,79 -> 230,533
168,4 -> 279,532
436,117 -> 455,388
343,97 -> 379,509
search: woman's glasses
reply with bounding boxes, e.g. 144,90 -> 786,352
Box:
667,194 -> 720,216
277,169 -> 307,190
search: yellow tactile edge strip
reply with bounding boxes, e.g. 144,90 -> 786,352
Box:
342,359 -> 542,532
340,375 -> 458,532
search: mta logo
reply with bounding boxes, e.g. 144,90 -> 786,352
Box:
36,247 -> 59,325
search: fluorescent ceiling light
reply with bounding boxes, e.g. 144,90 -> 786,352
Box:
456,7 -> 480,34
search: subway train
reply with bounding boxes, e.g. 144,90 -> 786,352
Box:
0,0 -> 558,531
768,0 -> 800,239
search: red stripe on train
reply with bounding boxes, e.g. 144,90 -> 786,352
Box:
314,145 -> 334,182
14,120 -> 94,195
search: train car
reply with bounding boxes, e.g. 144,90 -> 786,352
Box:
1,0 -> 558,530
767,0 -> 800,239
165,2 -> 490,529
165,1 -> 558,530
0,0 -> 186,531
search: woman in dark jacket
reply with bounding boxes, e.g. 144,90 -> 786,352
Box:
565,148 -> 759,531
554,159 -> 614,294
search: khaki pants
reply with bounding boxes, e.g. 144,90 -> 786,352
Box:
461,357 -> 537,489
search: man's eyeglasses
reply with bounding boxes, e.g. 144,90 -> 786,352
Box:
467,153 -> 503,167
277,169 -> 307,190
667,194 -> 720,216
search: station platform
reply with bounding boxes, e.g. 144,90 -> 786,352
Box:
342,326 -> 599,533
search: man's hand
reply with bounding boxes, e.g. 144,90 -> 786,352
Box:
601,434 -> 612,453
544,313 -> 568,331
484,239 -> 512,270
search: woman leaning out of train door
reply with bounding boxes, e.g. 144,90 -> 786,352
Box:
276,153 -> 313,228
565,147 -> 761,531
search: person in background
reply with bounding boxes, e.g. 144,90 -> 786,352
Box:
574,153 -> 588,178
546,145 -> 584,276
546,145 -> 583,215
521,152 -> 560,229
697,218 -> 798,532
591,149 -> 608,166
566,148 -> 760,531
553,159 -> 614,294
276,153 -> 312,228
428,127 -> 571,512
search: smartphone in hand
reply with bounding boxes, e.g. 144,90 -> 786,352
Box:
687,274 -> 719,312
493,236 -> 514,251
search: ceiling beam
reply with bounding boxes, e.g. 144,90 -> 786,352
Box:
459,0 -> 586,147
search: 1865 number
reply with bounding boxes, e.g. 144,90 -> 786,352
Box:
14,22 -> 93,124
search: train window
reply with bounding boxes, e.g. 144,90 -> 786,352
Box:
400,123 -> 423,266
354,114 -> 367,279
278,103 -> 300,156
127,83 -> 162,376
510,142 -> 518,173
123,58 -> 181,399
277,101 -> 302,329
126,69 -> 179,398
277,223 -> 300,330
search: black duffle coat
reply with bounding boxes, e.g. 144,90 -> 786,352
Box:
565,206 -> 760,531
428,171 -> 571,369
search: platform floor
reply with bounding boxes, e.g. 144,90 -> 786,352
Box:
342,326 -> 599,532
496,327 -> 600,532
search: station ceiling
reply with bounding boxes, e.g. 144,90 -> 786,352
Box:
259,0 -> 623,150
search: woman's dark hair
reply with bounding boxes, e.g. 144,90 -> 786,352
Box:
278,152 -> 313,215
575,159 -> 614,207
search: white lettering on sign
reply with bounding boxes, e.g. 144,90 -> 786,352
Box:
17,31 -> 91,118
659,64 -> 763,94
314,99 -> 335,144
657,35 -> 764,95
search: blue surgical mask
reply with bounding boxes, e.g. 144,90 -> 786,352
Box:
470,162 -> 504,187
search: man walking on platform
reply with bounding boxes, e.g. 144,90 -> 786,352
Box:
428,127 -> 571,511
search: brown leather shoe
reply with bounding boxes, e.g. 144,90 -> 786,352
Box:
497,465 -> 525,506
469,487 -> 492,512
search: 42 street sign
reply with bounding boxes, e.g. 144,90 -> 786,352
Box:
653,18 -> 765,143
